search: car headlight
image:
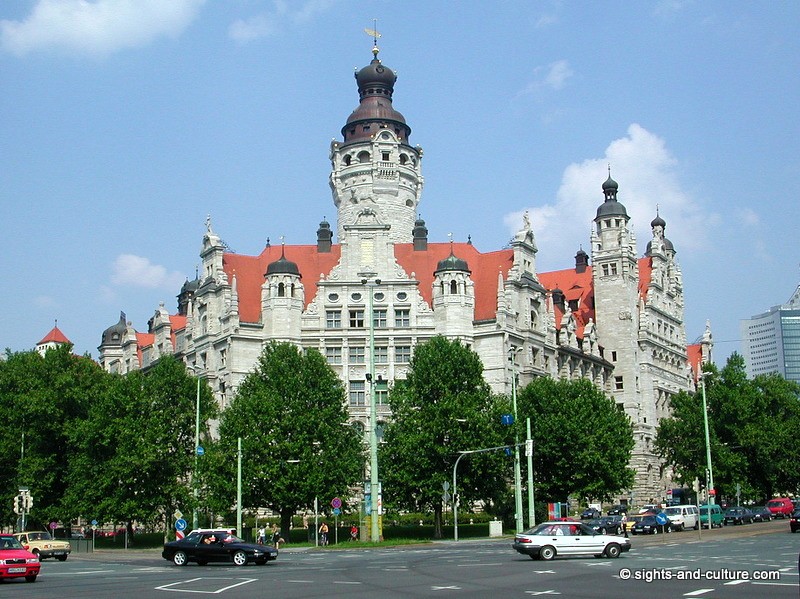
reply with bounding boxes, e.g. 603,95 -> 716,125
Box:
27,558 -> 39,564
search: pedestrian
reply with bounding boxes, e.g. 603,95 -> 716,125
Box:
319,521 -> 329,546
621,512 -> 628,538
271,523 -> 285,550
257,526 -> 266,545
349,523 -> 358,541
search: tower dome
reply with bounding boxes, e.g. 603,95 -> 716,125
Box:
101,312 -> 127,346
435,248 -> 470,274
595,172 -> 629,220
266,248 -> 300,277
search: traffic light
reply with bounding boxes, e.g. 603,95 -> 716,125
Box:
23,494 -> 33,510
12,495 -> 22,515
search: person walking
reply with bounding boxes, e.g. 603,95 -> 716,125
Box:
318,521 -> 329,547
257,526 -> 266,545
271,523 -> 285,550
621,512 -> 629,538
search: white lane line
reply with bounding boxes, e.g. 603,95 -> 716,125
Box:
154,578 -> 257,594
683,590 -> 714,596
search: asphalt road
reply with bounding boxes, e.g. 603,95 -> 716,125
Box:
3,519 -> 798,598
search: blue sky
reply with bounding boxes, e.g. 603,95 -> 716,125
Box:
2,0 -> 798,367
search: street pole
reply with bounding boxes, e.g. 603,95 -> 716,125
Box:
700,374 -> 715,507
510,349 -> 524,534
362,274 -> 382,543
526,418 -> 535,528
193,373 -> 201,531
236,437 -> 242,537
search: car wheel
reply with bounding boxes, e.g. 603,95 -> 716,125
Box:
605,544 -> 621,559
616,527 -> 622,535
173,551 -> 188,566
25,574 -> 37,583
31,549 -> 40,558
539,546 -> 556,561
232,550 -> 248,566
694,522 -> 699,530
57,555 -> 68,561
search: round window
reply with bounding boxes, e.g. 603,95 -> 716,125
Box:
328,293 -> 339,302
351,292 -> 362,302
397,292 -> 408,301
374,292 -> 385,301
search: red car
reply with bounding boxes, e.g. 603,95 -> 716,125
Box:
0,534 -> 41,583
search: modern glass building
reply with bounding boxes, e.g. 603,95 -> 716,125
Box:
741,284 -> 800,382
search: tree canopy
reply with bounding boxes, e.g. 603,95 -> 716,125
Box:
656,353 -> 800,502
207,342 -> 364,537
516,377 -> 635,503
379,336 -> 511,538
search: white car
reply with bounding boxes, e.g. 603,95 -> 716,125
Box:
512,521 -> 631,560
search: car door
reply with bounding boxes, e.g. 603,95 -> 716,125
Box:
573,523 -> 605,555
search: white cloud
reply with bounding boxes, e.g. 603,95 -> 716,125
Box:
111,254 -> 185,290
504,124 -> 708,269
1,0 -> 205,57
517,60 -> 574,98
229,0 -> 335,43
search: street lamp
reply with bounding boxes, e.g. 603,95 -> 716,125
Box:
187,365 -> 203,531
361,274 -> 382,542
700,372 -> 715,509
509,347 -> 524,534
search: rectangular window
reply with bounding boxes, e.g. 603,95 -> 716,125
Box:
374,346 -> 388,364
373,309 -> 387,328
349,381 -> 366,406
326,310 -> 342,329
325,347 -> 342,364
602,264 -> 610,276
349,310 -> 365,328
614,376 -> 624,391
375,379 -> 389,406
395,309 -> 411,327
610,263 -> 618,275
395,345 -> 412,363
611,350 -> 618,362
349,346 -> 366,364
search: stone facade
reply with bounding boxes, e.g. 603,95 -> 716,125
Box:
98,46 -> 709,505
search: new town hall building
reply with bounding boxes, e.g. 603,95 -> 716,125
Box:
97,45 -> 710,505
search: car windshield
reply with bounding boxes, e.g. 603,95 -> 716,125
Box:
1,536 -> 25,549
28,532 -> 52,541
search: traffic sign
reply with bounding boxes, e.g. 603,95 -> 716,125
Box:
333,508 -> 341,516
175,518 -> 187,531
331,497 -> 342,509
49,521 -> 58,530
655,512 -> 669,526
173,510 -> 182,520
91,519 -> 98,526
196,446 -> 205,456
709,488 -> 716,496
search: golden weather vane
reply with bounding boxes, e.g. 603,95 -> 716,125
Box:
364,18 -> 381,57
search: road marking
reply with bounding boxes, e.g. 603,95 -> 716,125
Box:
525,591 -> 561,596
333,581 -> 362,585
683,590 -> 714,596
457,562 -> 503,567
155,577 -> 258,594
286,579 -> 315,583
724,580 -> 748,586
533,570 -> 555,574
432,585 -> 461,590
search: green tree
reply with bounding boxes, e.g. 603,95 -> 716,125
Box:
656,354 -> 800,502
208,342 -> 364,539
379,336 -> 509,539
67,355 -> 216,536
516,377 -> 635,503
0,345 -> 106,528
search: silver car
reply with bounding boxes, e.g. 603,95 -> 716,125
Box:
512,521 -> 631,560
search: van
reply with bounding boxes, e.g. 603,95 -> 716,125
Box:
699,504 -> 723,528
663,505 -> 699,531
766,497 -> 794,519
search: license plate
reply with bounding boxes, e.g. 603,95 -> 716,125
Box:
53,551 -> 65,554
8,567 -> 26,573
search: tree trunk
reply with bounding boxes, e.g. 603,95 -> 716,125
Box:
433,504 -> 443,539
280,508 -> 294,545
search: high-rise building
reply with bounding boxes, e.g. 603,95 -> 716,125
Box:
98,44 -> 708,504
741,283 -> 800,382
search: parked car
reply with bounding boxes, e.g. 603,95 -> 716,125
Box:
13,531 -> 71,561
766,497 -> 795,519
751,506 -> 773,522
631,515 -> 670,535
639,504 -> 662,514
606,505 -> 628,516
699,504 -> 724,528
512,521 -> 631,560
162,530 -> 278,566
723,506 -> 754,525
790,510 -> 800,533
663,505 -> 699,531
584,516 -> 624,536
580,508 -> 602,520
623,513 -> 651,534
0,535 -> 40,583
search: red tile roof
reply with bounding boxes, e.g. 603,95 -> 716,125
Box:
686,344 -> 703,381
539,267 -> 595,335
37,326 -> 70,346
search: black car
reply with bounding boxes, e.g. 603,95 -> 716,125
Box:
751,506 -> 772,522
790,510 -> 800,533
606,505 -> 628,516
723,507 -> 753,525
580,508 -> 602,520
631,515 -> 669,535
162,531 -> 278,566
585,516 -> 624,536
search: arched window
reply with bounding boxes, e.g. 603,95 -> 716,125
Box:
358,151 -> 370,163
343,155 -> 352,166
450,280 -> 458,294
277,282 -> 285,297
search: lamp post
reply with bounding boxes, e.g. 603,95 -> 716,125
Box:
188,366 -> 203,531
509,347 -> 524,534
700,373 -> 715,508
361,274 -> 382,542
236,437 -> 242,537
526,418 -> 535,528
